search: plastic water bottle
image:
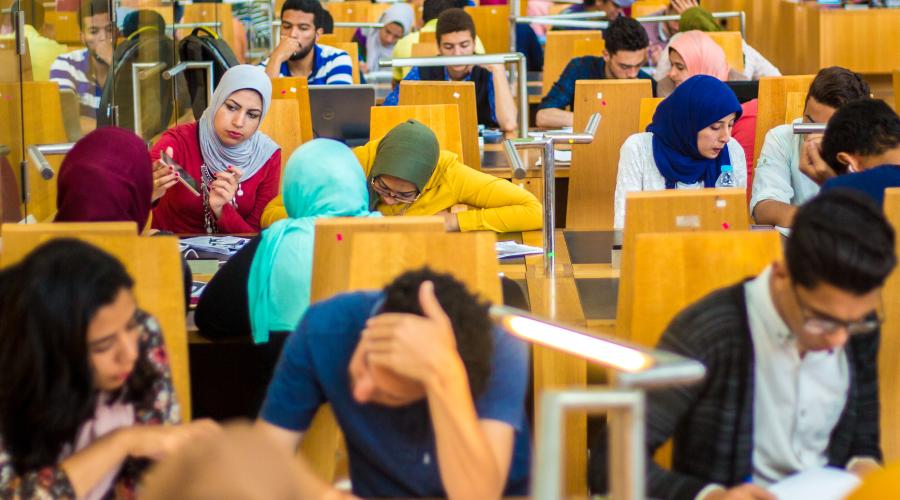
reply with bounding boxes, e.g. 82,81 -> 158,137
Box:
715,165 -> 736,188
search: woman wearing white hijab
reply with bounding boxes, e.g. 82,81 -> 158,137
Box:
150,65 -> 281,234
357,3 -> 414,75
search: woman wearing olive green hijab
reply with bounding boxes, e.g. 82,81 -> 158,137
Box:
261,120 -> 543,233
195,139 -> 377,344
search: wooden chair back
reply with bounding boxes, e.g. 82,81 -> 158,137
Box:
615,188 -> 750,341
784,91 -> 807,124
0,82 -> 67,222
878,188 -> 900,460
324,1 -> 374,42
399,81 -> 480,169
542,31 -> 605,95
370,104 -> 465,160
0,230 -> 191,421
464,5 -> 510,54
410,41 -> 439,57
0,38 -> 32,83
706,31 -> 744,73
753,75 -> 815,164
316,34 -> 340,46
632,1 -> 668,17
638,97 -> 663,132
180,3 -> 237,55
0,153 -> 22,226
330,42 -> 361,84
310,216 -> 446,303
270,76 -> 314,145
259,98 -> 303,172
419,30 -> 436,44
44,9 -> 82,44
567,79 -> 653,229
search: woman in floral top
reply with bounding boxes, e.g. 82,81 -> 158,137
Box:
0,239 -> 218,499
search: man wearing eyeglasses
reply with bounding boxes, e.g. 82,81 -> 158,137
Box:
590,189 -> 896,500
50,0 -> 115,133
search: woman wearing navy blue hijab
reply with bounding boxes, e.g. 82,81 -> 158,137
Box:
613,75 -> 747,228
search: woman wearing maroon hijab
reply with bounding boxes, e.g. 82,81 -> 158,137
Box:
55,126 -> 191,309
56,126 -> 153,232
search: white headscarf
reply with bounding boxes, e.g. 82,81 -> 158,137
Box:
198,65 -> 279,181
366,4 -> 415,70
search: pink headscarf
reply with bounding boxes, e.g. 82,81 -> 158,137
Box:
669,30 -> 729,82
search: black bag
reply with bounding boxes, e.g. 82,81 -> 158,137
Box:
178,27 -> 239,120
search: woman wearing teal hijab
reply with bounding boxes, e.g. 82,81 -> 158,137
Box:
195,140 -> 377,344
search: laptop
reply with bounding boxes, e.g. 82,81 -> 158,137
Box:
725,81 -> 759,104
308,84 -> 375,147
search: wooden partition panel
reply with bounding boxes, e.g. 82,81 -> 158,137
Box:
464,5 -> 510,54
638,97 -> 663,132
706,31 -> 744,73
632,1 -> 667,17
0,231 -> 191,421
567,79 -> 652,230
879,188 -> 900,460
400,81 -> 480,169
324,1 -> 374,42
893,70 -> 899,111
270,76 -> 314,145
615,188 -> 750,341
180,4 -> 237,55
542,31 -> 605,95
310,216 -> 446,303
260,98 -> 302,171
370,104 -> 465,159
629,230 -> 781,347
419,30 -> 436,44
783,91 -> 807,124
753,75 -> 815,164
411,42 -> 439,57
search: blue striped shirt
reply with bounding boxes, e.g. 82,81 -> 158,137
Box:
49,49 -> 102,119
260,43 -> 353,85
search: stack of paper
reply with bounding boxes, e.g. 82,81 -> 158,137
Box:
496,241 -> 543,259
180,236 -> 250,257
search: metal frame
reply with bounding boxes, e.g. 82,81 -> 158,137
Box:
27,143 -> 74,181
793,122 -> 826,134
502,113 -> 601,275
163,61 -> 215,108
489,305 -> 706,499
130,62 -> 168,139
379,53 -> 529,138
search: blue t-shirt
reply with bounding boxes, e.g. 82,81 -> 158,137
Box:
538,56 -> 656,111
260,291 -> 531,497
821,165 -> 900,207
383,66 -> 498,126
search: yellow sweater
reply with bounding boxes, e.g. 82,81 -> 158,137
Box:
260,140 -> 543,232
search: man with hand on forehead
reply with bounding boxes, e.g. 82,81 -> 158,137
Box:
261,0 -> 352,84
256,268 -> 530,498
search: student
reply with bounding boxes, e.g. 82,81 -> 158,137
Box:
390,0 -> 486,82
195,140 -> 377,343
256,268 -> 531,498
750,67 -> 871,228
655,30 -> 745,97
49,0 -> 114,130
799,99 -> 900,206
261,120 -> 542,232
537,16 -> 655,129
150,65 -> 281,234
54,127 -> 193,312
590,189 -> 894,499
613,75 -> 746,228
356,3 -> 415,74
261,0 -> 353,84
0,239 -> 219,499
676,7 -> 780,81
384,9 -> 517,133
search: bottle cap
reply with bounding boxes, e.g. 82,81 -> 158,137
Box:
721,165 -> 733,173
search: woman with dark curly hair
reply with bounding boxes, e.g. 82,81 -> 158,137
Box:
0,239 -> 217,499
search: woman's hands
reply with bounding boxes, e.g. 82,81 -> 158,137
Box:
208,166 -> 243,219
123,419 -> 221,461
151,146 -> 178,202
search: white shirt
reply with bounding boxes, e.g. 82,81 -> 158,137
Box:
613,132 -> 747,229
744,266 -> 850,486
749,121 -> 821,217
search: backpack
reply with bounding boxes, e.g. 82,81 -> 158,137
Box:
178,27 -> 239,120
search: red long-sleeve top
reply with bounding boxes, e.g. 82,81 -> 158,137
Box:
150,122 -> 281,234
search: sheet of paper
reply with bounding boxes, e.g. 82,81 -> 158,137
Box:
767,466 -> 861,500
496,240 -> 543,259
534,149 -> 572,166
180,236 -> 250,256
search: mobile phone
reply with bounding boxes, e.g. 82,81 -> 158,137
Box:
160,151 -> 201,197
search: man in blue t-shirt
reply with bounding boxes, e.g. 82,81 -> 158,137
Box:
257,268 -> 531,498
799,98 -> 900,207
537,15 -> 656,128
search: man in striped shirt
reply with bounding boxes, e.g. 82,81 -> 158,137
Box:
261,0 -> 352,85
49,0 -> 114,127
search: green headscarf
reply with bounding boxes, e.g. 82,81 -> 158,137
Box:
679,7 -> 723,32
246,139 -> 379,343
367,119 -> 440,210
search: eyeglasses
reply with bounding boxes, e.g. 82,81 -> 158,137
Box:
791,285 -> 881,336
371,176 -> 419,204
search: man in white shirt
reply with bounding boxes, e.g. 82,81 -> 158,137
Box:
591,189 -> 894,499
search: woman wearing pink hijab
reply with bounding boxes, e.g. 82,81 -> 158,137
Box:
656,30 -> 756,186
